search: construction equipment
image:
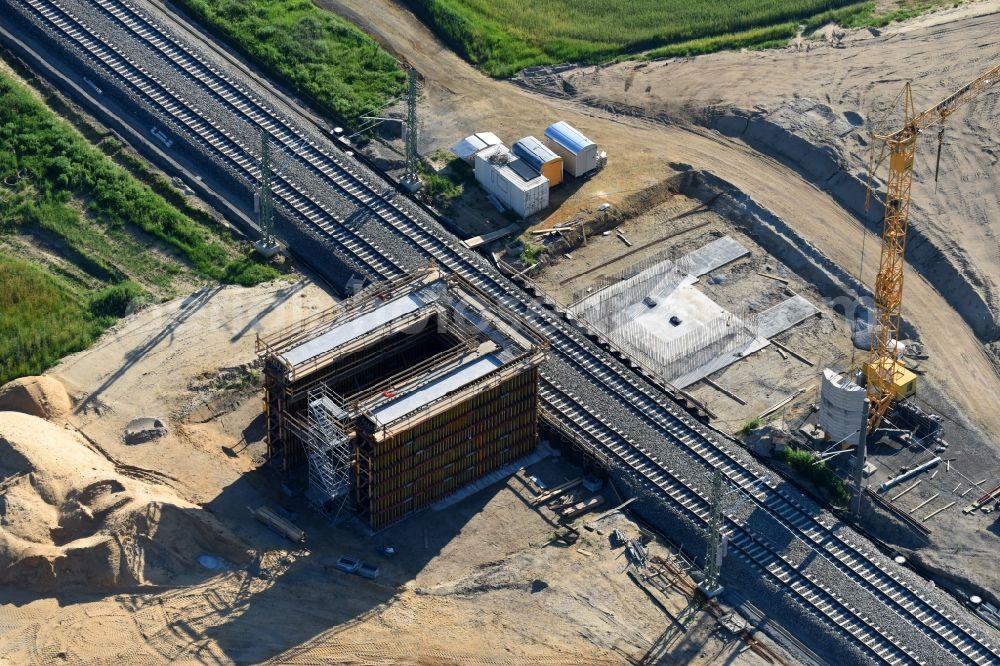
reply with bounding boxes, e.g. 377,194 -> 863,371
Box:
863,63 -> 1000,431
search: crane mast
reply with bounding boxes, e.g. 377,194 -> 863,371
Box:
865,64 -> 1000,432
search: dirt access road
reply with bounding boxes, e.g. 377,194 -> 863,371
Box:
320,0 -> 1000,446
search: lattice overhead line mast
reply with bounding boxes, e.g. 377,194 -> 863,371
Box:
700,467 -> 726,598
255,130 -> 278,256
863,63 -> 999,432
401,67 -> 421,191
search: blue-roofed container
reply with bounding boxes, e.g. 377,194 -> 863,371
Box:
512,136 -> 563,186
543,121 -> 600,176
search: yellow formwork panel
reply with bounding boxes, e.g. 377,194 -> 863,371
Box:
365,368 -> 539,529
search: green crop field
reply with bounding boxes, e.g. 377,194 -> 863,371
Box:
404,0 -> 952,77
0,72 -> 279,384
176,0 -> 404,121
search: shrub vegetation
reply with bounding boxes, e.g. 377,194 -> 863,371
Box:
0,253 -> 102,383
175,0 -> 405,121
404,0 -> 950,76
0,75 -> 277,285
779,447 -> 851,506
0,72 -> 278,384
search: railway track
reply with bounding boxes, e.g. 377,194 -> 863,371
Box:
22,0 -> 404,281
16,0 -> 1000,662
539,377 -> 917,665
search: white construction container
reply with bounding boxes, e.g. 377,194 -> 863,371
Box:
543,121 -> 600,177
450,132 -> 502,164
474,145 -> 549,218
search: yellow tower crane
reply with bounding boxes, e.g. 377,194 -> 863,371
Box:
864,63 -> 1000,432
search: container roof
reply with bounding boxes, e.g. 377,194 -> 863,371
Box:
450,132 -> 502,161
474,131 -> 501,146
507,158 -> 542,183
476,145 -> 548,191
512,136 -> 559,171
544,121 -> 595,154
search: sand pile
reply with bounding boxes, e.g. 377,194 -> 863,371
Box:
0,376 -> 72,420
0,411 -> 248,591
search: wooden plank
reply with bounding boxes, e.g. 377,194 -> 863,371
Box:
757,389 -> 803,420
769,338 -> 814,366
757,271 -> 790,285
891,480 -> 921,501
530,477 -> 582,505
866,489 -> 931,537
909,493 -> 939,515
463,222 -> 520,249
252,505 -> 305,542
561,495 -> 606,520
584,497 -> 638,526
923,501 -> 956,522
703,377 -> 746,405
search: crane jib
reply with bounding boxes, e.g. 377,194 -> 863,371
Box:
864,61 -> 998,432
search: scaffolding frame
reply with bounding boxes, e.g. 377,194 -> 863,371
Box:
285,385 -> 353,513
258,265 -> 548,528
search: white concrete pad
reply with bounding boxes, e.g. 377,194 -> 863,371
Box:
683,235 -> 750,276
626,276 -> 727,347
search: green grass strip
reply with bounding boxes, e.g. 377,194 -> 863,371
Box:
404,1 -> 956,77
0,72 -> 278,286
174,0 -> 405,122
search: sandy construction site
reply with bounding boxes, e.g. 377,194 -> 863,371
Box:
324,0 -> 1000,447
2,0 -> 1000,663
0,281 -> 779,664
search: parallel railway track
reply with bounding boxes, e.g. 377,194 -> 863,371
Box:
16,0 -> 1000,662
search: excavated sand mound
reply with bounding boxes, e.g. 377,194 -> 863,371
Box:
0,412 -> 248,591
0,376 -> 72,420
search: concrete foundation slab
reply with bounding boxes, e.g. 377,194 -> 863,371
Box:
758,295 -> 819,338
684,235 -> 750,277
673,294 -> 819,389
671,337 -> 769,389
627,276 -> 727,347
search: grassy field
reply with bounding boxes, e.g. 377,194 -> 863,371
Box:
175,0 -> 404,122
0,253 -> 106,384
0,71 -> 278,384
403,0 -> 953,76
